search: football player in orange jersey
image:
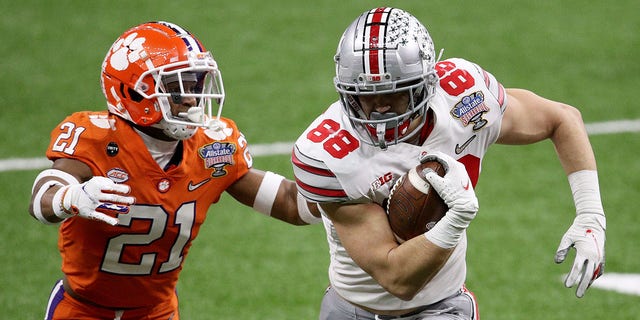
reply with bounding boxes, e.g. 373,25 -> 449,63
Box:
28,21 -> 320,320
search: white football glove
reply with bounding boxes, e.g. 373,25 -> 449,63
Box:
554,213 -> 606,298
421,151 -> 479,248
53,176 -> 135,225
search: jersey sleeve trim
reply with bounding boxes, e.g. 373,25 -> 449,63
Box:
481,69 -> 506,109
295,178 -> 348,199
292,147 -> 336,177
292,144 -> 349,202
469,62 -> 507,113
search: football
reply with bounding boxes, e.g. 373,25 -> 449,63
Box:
386,160 -> 448,242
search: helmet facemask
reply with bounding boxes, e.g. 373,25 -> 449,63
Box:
136,52 -> 225,140
337,77 -> 435,149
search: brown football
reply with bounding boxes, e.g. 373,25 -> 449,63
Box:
386,160 -> 447,242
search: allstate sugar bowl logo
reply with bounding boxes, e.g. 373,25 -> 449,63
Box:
451,91 -> 489,130
199,142 -> 236,177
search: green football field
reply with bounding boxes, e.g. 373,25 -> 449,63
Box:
1,0 -> 639,319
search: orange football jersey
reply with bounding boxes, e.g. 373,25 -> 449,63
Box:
46,111 -> 251,308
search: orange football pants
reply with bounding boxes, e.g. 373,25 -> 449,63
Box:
45,279 -> 180,320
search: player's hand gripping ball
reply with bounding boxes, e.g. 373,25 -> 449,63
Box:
386,159 -> 447,242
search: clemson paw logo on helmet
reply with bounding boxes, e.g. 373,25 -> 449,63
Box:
204,119 -> 234,140
109,33 -> 146,71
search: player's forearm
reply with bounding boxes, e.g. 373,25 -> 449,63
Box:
29,168 -> 82,224
248,170 -> 322,225
375,236 -> 453,300
550,104 -> 597,174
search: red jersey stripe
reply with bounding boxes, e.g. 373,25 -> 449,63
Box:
296,178 -> 347,198
497,83 -> 506,107
291,151 -> 335,177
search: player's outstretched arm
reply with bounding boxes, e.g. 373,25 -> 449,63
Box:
226,169 -> 322,225
499,88 -> 606,297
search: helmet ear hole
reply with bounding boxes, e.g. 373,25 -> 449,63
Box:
127,87 -> 144,102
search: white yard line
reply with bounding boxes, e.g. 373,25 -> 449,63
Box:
567,273 -> 640,296
2,119 -> 640,173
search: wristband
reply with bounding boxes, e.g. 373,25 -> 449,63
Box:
31,169 -> 80,225
32,180 -> 64,225
568,170 -> 604,216
424,213 -> 465,249
253,171 -> 284,216
52,185 -> 74,219
297,193 -> 322,224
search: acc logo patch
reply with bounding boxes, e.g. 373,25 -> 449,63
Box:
199,142 -> 236,177
451,91 -> 489,130
106,168 -> 129,183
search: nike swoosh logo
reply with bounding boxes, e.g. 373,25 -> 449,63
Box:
455,135 -> 477,154
462,180 -> 470,190
188,178 -> 211,191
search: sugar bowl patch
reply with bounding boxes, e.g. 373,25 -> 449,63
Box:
450,91 -> 489,131
198,142 -> 236,177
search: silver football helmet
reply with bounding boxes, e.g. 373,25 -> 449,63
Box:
334,7 -> 439,149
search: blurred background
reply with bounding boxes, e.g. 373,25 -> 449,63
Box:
1,0 -> 638,318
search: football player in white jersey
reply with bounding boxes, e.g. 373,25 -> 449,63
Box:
292,7 -> 606,319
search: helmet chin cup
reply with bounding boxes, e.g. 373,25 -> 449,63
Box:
153,119 -> 197,140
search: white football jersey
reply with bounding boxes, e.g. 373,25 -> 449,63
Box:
293,58 -> 507,310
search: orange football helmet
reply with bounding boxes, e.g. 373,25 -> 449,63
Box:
100,21 -> 224,139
